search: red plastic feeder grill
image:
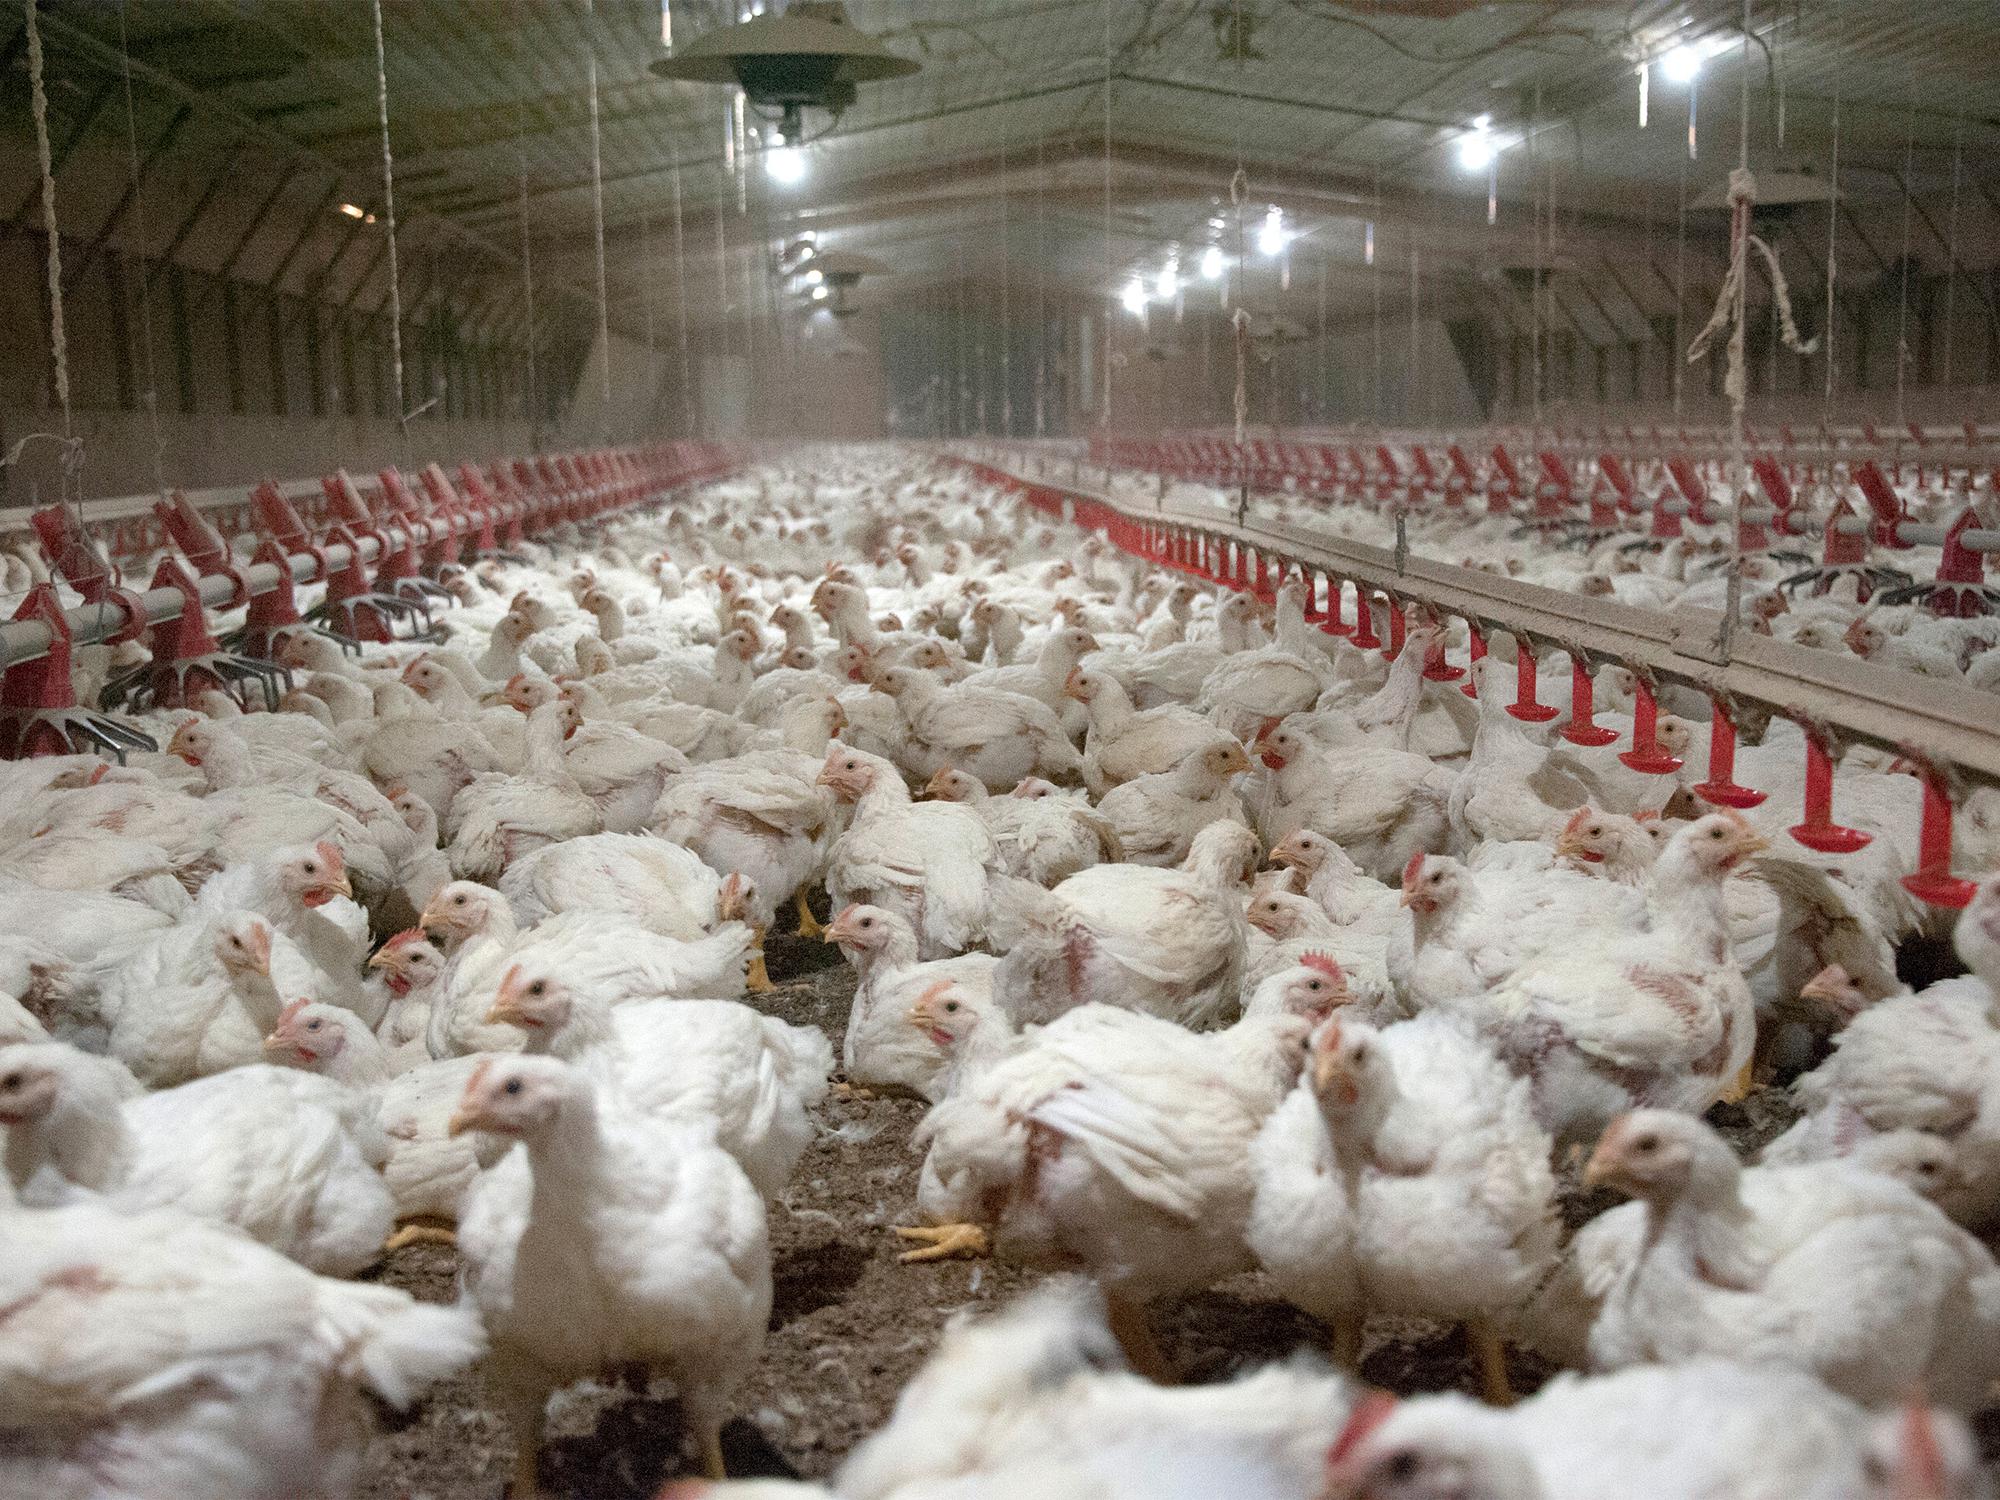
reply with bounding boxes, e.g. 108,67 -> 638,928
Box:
1901,770 -> 1978,909
0,586 -> 155,761
1787,732 -> 1872,854
1692,703 -> 1767,809
1506,643 -> 1560,721
1560,659 -> 1620,747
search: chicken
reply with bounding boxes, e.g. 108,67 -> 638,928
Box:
452,1056 -> 772,1491
1583,1108 -> 2000,1409
991,820 -> 1259,1029
366,926 -> 447,1051
1247,1012 -> 1558,1398
1068,666 -> 1222,796
0,1198 -> 482,1500
1251,718 -> 1455,886
263,999 -> 493,1246
500,829 -> 732,940
923,767 -> 1121,887
820,744 -> 1007,960
826,901 -> 1001,1100
1,1043 -> 394,1275
904,972 -> 1340,1376
1448,657 -> 1594,848
192,840 -> 372,1021
1455,813 -> 1765,1144
873,665 -> 1083,791
102,910 -> 292,1086
481,960 -> 832,1201
1094,736 -> 1252,868
443,697 -> 602,881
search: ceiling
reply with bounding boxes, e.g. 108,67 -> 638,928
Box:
11,0 -> 2000,346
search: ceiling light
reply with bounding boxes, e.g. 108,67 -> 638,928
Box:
1200,245 -> 1224,280
811,284 -> 829,300
765,144 -> 807,183
1458,132 -> 1495,172
1120,277 -> 1147,315
1157,261 -> 1180,299
1660,43 -> 1703,84
805,267 -> 824,285
1256,205 -> 1287,257
339,202 -> 366,219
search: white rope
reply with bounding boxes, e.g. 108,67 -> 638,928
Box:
1034,132 -> 1046,437
24,0 -> 71,439
7,0 -> 85,510
369,0 -> 408,438
1687,172 -> 1821,396
584,0 -> 612,436
116,0 -> 167,500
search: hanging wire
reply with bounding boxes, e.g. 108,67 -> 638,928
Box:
368,0 -> 409,443
583,0 -> 612,433
1893,114 -> 1914,430
1941,113 -> 1963,391
1528,85 -> 1541,437
1370,169 -> 1381,427
115,0 -> 167,500
998,115 -> 1011,437
518,106 -> 540,450
1100,0 -> 1112,431
1408,247 -> 1420,426
1034,132 -> 1046,437
1672,150 -> 1687,421
1822,14 -> 1840,427
670,141 -> 693,436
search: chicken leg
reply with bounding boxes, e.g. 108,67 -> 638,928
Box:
745,925 -> 775,993
383,1215 -> 457,1253
893,1222 -> 988,1261
699,1426 -> 728,1481
793,888 -> 825,940
1467,1317 -> 1515,1406
1106,1293 -> 1174,1384
503,1388 -> 546,1500
1716,1052 -> 1756,1105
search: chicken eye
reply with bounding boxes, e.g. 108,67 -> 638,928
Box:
944,1001 -> 960,1013
859,918 -> 873,929
1383,1452 -> 1421,1482
528,981 -> 546,996
302,862 -> 318,875
306,1019 -> 322,1032
0,1073 -> 18,1090
1308,980 -> 1323,991
503,1079 -> 522,1096
1633,1134 -> 1659,1152
453,895 -> 467,906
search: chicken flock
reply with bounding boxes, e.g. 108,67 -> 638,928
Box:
3,452 -> 1999,1500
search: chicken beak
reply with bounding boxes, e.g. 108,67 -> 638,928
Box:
1580,1133 -> 1624,1190
445,1107 -> 478,1139
367,947 -> 398,970
920,769 -> 954,800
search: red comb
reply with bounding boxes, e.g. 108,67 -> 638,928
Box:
1300,951 -> 1345,984
276,997 -> 313,1026
382,927 -> 424,952
1400,850 -> 1426,890
1328,1390 -> 1398,1465
1633,809 -> 1659,823
313,840 -> 344,871
1561,807 -> 1591,838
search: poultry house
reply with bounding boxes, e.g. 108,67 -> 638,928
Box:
0,425 -> 1993,1500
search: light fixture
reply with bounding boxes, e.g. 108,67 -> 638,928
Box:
765,144 -> 807,184
1256,205 -> 1287,257
1660,43 -> 1703,84
1120,277 -> 1148,315
804,267 -> 824,285
1457,112 -> 1496,171
1200,245 -> 1224,280
1157,259 -> 1179,299
339,202 -> 366,219
811,284 -> 829,300
651,1 -> 919,146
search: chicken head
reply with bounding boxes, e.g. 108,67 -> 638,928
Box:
447,1055 -> 573,1139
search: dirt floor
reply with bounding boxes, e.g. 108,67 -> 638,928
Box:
354,921 -> 1948,1500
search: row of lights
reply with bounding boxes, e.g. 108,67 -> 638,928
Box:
1121,209 -> 1289,314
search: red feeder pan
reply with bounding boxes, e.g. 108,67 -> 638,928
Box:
1788,732 -> 1872,854
1561,659 -> 1619,747
1618,678 -> 1684,775
1506,643 -> 1560,723
1901,770 -> 1978,909
1692,703 -> 1767,809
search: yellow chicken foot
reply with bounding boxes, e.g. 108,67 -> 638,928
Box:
832,1078 -> 876,1101
893,1222 -> 988,1262
699,1425 -> 728,1481
793,889 -> 825,940
382,1217 -> 457,1253
1467,1317 -> 1515,1407
1107,1294 -> 1175,1384
745,926 -> 775,993
1716,1052 -> 1757,1105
